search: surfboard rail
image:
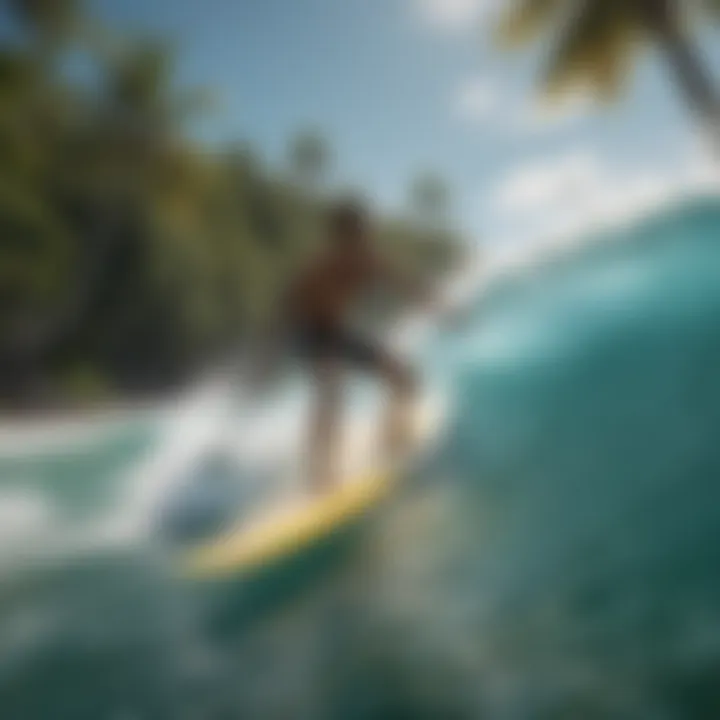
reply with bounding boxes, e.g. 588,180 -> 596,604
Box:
181,470 -> 393,579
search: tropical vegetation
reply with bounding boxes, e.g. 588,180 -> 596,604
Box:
497,0 -> 720,141
0,0 -> 462,409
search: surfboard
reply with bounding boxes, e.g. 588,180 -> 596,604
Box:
179,391 -> 445,581
181,468 -> 394,580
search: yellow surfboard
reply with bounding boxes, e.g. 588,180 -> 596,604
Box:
180,392 -> 445,581
181,469 -> 395,580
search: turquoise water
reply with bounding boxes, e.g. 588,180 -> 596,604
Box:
1,197 -> 720,719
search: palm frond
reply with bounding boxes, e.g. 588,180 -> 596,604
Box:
544,0 -> 642,101
589,22 -> 640,100
8,0 -> 80,43
496,0 -> 569,47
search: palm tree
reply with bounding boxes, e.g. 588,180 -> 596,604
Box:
409,171 -> 450,228
288,130 -> 331,190
8,0 -> 78,35
7,0 -> 81,61
0,29 -> 211,401
497,0 -> 720,142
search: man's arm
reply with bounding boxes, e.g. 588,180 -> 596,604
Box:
371,252 -> 435,311
372,251 -> 466,327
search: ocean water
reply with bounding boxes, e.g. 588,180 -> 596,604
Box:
1,197 -> 720,719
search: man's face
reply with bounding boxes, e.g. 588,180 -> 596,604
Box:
338,225 -> 371,260
344,222 -> 367,248
329,205 -> 371,259
332,215 -> 367,250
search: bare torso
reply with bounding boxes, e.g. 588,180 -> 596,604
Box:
289,245 -> 379,328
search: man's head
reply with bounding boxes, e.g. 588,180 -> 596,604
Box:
328,200 -> 370,248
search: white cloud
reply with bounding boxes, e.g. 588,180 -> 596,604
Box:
453,78 -> 590,135
455,77 -> 498,122
494,150 -> 602,214
488,145 -> 717,253
416,0 -> 498,32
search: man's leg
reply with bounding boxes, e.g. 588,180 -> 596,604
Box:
378,354 -> 420,461
330,328 -> 420,464
307,358 -> 343,493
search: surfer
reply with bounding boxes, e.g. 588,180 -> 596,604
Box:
258,200 -> 432,493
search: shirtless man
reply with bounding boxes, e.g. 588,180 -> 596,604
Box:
264,200 -> 427,493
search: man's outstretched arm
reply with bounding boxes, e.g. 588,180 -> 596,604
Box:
372,253 -> 435,311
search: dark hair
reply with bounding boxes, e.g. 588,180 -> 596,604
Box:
328,200 -> 368,241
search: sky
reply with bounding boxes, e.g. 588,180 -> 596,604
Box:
87,0 -> 720,247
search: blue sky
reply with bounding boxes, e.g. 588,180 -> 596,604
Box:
88,0 -> 720,245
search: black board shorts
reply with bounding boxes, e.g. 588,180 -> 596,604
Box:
293,322 -> 384,370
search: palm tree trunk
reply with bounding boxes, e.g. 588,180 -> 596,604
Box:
645,0 -> 720,149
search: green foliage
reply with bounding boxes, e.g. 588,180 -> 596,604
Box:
495,0 -> 720,106
56,361 -> 112,404
0,2 -> 463,408
8,0 -> 81,43
287,129 -> 332,189
408,172 -> 451,228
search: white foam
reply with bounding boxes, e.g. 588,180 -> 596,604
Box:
101,376 -> 237,543
0,488 -> 54,546
103,371 -> 451,542
0,363 -> 454,570
0,404 -> 165,457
